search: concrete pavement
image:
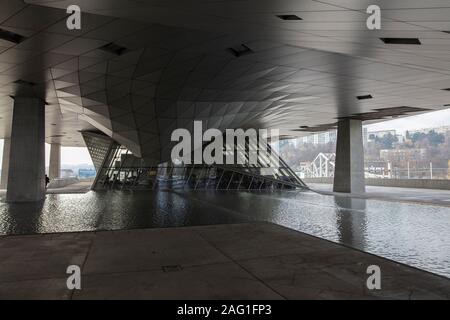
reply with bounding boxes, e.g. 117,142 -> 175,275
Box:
308,183 -> 450,207
46,180 -> 92,194
0,222 -> 449,300
0,180 -> 92,198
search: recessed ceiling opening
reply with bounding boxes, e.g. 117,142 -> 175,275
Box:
357,94 -> 373,100
13,79 -> 36,86
227,44 -> 253,57
277,15 -> 302,20
339,106 -> 428,121
99,42 -> 129,56
0,28 -> 26,44
380,38 -> 421,45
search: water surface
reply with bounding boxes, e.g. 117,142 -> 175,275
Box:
1,189 -> 449,278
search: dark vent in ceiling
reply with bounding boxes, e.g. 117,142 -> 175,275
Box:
277,15 -> 302,21
357,94 -> 373,100
443,31 -> 450,34
0,28 -> 26,44
14,79 -> 36,86
162,265 -> 182,272
296,106 -> 429,131
380,38 -> 421,45
294,123 -> 338,132
339,106 -> 428,121
99,42 -> 129,56
228,44 -> 253,57
442,88 -> 450,91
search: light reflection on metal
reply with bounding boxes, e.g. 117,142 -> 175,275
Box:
91,141 -> 307,191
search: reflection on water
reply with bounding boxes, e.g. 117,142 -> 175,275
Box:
335,197 -> 367,249
188,190 -> 450,278
0,191 -> 248,235
0,189 -> 449,278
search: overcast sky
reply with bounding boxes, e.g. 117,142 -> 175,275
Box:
48,146 -> 92,166
365,108 -> 450,133
0,142 -> 93,167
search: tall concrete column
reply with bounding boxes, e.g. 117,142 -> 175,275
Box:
333,118 -> 365,194
49,143 -> 61,180
0,138 -> 10,189
6,97 -> 46,202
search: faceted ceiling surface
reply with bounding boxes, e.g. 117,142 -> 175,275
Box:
1,0 -> 450,163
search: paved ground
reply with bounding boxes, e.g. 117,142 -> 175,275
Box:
2,181 -> 449,206
0,222 -> 449,300
0,181 -> 92,198
46,181 -> 92,194
308,183 -> 450,207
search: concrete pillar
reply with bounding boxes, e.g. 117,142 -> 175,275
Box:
0,138 -> 10,189
49,143 -> 61,179
6,97 -> 46,202
333,118 -> 365,194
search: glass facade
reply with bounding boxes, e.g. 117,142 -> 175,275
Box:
85,132 -> 307,191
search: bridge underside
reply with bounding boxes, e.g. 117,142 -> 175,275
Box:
1,1 -> 450,200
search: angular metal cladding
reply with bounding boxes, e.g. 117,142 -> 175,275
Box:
0,1 -> 448,161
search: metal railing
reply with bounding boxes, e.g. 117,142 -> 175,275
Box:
94,164 -> 307,191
